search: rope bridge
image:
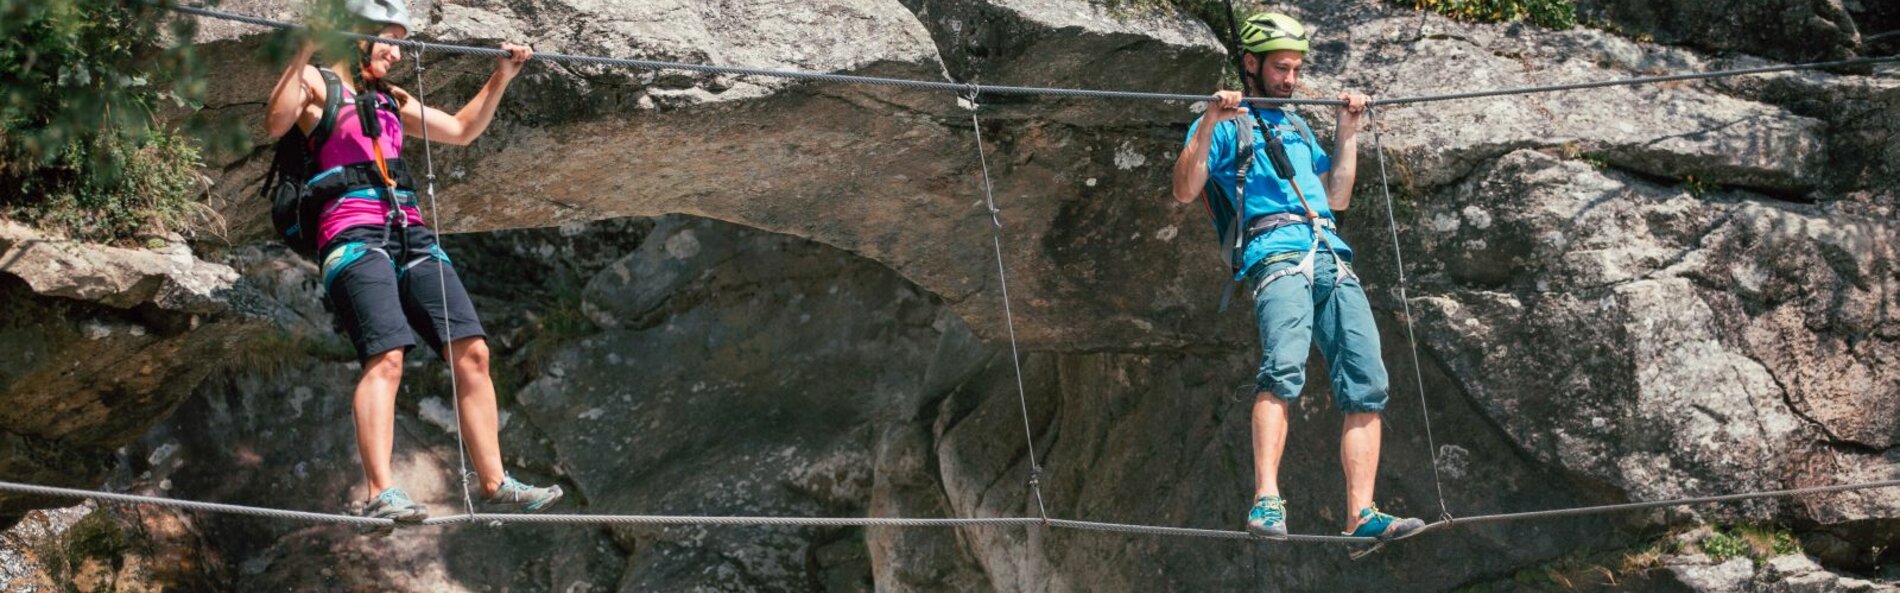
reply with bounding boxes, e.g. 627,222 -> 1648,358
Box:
16,2 -> 1885,552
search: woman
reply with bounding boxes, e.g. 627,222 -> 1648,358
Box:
263,0 -> 561,523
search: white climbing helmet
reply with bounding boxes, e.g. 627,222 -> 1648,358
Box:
345,0 -> 412,37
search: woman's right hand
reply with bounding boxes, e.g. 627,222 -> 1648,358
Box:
264,38 -> 320,139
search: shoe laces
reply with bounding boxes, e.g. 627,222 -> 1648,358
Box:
1252,496 -> 1286,522
375,487 -> 413,506
1356,504 -> 1399,530
492,476 -> 527,499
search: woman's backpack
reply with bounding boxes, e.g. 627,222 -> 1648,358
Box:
259,68 -> 344,258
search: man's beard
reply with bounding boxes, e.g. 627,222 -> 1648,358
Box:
1247,66 -> 1294,98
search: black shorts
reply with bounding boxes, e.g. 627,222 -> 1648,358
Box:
321,225 -> 485,365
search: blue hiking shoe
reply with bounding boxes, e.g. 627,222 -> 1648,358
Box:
1346,505 -> 1425,541
364,487 -> 430,523
1246,495 -> 1289,538
482,476 -> 563,513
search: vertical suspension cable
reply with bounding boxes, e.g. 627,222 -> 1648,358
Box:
966,91 -> 1051,525
413,45 -> 478,517
1368,107 -> 1450,520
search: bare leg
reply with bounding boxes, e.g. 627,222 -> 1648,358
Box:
448,336 -> 507,497
1340,411 -> 1382,532
1252,393 -> 1292,499
354,349 -> 405,499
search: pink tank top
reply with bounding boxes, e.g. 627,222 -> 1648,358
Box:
313,83 -> 424,249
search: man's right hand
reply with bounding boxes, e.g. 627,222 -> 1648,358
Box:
1204,90 -> 1246,124
1174,90 -> 1245,203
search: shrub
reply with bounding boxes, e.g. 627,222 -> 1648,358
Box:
0,0 -> 230,245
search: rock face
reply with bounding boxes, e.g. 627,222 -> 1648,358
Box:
0,0 -> 1896,591
0,502 -> 230,592
1402,149 -> 1900,524
0,222 -> 278,519
523,217 -> 947,591
1663,553 -> 1900,593
1576,0 -> 1866,62
896,0 -> 1222,124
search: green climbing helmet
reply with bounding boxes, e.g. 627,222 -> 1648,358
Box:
1237,12 -> 1308,55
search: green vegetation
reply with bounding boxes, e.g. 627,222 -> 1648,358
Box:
1409,0 -> 1577,30
497,265 -> 601,406
1701,530 -> 1750,562
1455,523 -> 1806,592
4,131 -> 209,244
1680,174 -> 1720,199
1106,0 -> 1579,36
1559,143 -> 1612,170
1697,524 -> 1802,563
1578,16 -> 1655,43
0,0 -> 241,245
538,267 -> 603,343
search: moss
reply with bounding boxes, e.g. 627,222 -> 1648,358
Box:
1453,524 -> 1808,591
489,266 -> 600,408
227,328 -> 357,382
63,509 -> 129,580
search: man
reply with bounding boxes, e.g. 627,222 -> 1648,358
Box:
1169,11 -> 1424,541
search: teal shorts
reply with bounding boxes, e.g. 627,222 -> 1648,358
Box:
1249,252 -> 1389,413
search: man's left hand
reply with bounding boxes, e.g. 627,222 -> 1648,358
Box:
1337,92 -> 1371,127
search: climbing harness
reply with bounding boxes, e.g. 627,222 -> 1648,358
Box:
1209,108 -> 1355,312
310,72 -> 435,313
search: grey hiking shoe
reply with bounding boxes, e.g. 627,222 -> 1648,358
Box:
482,476 -> 563,513
364,487 -> 430,523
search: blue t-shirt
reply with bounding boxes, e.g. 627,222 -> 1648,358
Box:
1185,107 -> 1351,279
